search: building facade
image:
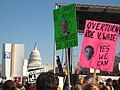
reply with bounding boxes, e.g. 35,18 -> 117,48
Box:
2,43 -> 24,80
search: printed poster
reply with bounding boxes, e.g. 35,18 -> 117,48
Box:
78,20 -> 119,72
53,4 -> 78,50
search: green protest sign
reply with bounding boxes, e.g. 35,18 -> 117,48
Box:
53,4 -> 78,50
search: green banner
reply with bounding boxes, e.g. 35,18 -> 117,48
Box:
53,4 -> 78,50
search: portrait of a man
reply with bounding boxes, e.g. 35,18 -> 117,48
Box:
60,20 -> 70,36
84,45 -> 94,60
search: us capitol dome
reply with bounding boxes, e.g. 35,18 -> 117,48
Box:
27,43 -> 42,69
26,43 -> 52,80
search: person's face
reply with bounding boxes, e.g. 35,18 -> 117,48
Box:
85,47 -> 93,60
61,20 -> 68,33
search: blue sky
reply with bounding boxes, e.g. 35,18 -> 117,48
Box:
0,0 -> 120,65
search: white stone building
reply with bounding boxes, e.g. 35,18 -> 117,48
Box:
2,43 -> 24,80
27,43 -> 46,83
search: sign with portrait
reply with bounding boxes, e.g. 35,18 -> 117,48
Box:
78,20 -> 119,72
53,4 -> 78,50
28,71 -> 36,83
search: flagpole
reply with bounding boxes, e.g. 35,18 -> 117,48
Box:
70,47 -> 73,74
53,3 -> 58,74
65,48 -> 71,90
53,40 -> 56,73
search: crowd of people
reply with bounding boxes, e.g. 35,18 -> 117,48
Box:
0,72 -> 59,90
71,75 -> 120,90
0,72 -> 120,90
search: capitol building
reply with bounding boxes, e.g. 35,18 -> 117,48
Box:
27,43 -> 53,72
1,43 -> 53,81
28,43 -> 43,69
26,43 -> 53,83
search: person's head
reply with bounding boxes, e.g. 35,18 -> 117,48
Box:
112,79 -> 117,86
84,45 -> 94,60
99,82 -> 104,89
36,72 -> 59,90
106,78 -> 112,86
101,86 -> 109,90
77,77 -> 84,85
83,75 -> 93,84
82,83 -> 99,90
22,76 -> 28,85
3,80 -> 17,90
118,78 -> 120,84
60,20 -> 69,33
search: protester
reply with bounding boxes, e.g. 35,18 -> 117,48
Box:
22,77 -> 29,90
3,80 -> 18,90
112,80 -> 118,90
82,83 -> 99,90
74,77 -> 84,90
36,72 -> 59,90
117,78 -> 120,89
100,86 -> 109,90
1,77 -> 7,84
106,78 -> 114,90
83,75 -> 93,84
99,82 -> 105,90
16,83 -> 23,90
118,78 -> 120,85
